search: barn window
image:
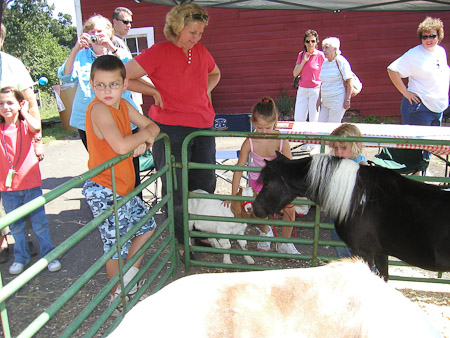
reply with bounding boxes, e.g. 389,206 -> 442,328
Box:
124,27 -> 154,56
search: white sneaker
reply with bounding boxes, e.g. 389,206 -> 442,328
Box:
257,227 -> 274,252
9,262 -> 24,275
48,259 -> 61,272
276,242 -> 301,255
127,279 -> 146,301
115,279 -> 146,302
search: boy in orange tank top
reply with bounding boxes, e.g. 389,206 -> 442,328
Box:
82,55 -> 160,314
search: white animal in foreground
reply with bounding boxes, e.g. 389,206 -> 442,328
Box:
188,188 -> 255,265
110,258 -> 441,338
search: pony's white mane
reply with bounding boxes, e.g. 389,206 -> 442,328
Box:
307,154 -> 359,222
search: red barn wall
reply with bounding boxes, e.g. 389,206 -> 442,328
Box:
80,1 -> 450,119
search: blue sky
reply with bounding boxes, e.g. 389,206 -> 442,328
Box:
48,0 -> 76,23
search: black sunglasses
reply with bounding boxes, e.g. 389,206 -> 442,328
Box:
187,13 -> 208,21
421,34 -> 437,40
118,19 -> 133,25
305,39 -> 316,43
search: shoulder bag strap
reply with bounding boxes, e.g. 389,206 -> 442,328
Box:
335,55 -> 345,81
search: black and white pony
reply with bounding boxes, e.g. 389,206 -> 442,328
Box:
253,152 -> 450,281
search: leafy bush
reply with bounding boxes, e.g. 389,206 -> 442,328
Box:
275,89 -> 295,120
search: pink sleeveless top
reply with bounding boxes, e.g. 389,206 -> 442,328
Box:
249,138 -> 284,192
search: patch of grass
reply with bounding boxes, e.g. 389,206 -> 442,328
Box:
40,92 -> 59,120
42,125 -> 78,144
39,91 -> 79,144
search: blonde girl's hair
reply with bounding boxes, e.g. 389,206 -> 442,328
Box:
0,86 -> 25,123
329,123 -> 363,157
164,2 -> 209,44
251,97 -> 279,127
83,15 -> 113,39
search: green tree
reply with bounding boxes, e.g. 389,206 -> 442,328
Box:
50,13 -> 77,48
2,0 -> 76,93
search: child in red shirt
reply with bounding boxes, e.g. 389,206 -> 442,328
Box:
0,86 -> 61,275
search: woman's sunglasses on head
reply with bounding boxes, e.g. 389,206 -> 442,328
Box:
187,13 -> 209,22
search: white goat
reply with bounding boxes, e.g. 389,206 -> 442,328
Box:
110,258 -> 441,338
188,188 -> 254,265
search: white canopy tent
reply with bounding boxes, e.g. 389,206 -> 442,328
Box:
139,0 -> 450,12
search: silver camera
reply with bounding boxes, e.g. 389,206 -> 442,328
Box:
89,35 -> 99,44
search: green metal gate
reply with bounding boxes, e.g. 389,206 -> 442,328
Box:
0,134 -> 177,337
181,130 -> 450,285
1,130 -> 450,337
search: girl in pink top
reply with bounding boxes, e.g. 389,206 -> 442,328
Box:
0,87 -> 61,275
230,97 -> 300,255
293,30 -> 325,122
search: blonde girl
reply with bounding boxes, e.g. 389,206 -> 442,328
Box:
329,123 -> 367,165
328,123 -> 366,257
231,97 -> 300,255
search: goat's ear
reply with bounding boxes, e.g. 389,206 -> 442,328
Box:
230,189 -> 242,218
230,200 -> 241,218
239,188 -> 255,218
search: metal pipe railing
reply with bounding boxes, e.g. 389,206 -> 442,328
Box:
181,130 -> 450,285
0,134 -> 177,337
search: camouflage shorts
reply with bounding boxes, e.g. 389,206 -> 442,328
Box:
82,180 -> 157,259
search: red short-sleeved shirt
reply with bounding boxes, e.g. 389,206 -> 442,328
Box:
135,41 -> 216,128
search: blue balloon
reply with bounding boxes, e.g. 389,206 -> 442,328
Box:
38,77 -> 48,86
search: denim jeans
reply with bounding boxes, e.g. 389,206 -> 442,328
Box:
400,97 -> 442,126
401,97 -> 443,160
152,123 -> 216,244
1,187 -> 55,265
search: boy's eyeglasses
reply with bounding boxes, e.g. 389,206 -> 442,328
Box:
421,34 -> 437,40
93,82 -> 123,91
187,13 -> 208,21
118,19 -> 133,25
305,39 -> 316,43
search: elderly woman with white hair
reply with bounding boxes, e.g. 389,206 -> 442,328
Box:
317,37 -> 354,122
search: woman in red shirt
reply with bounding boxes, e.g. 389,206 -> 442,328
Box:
125,3 -> 221,259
